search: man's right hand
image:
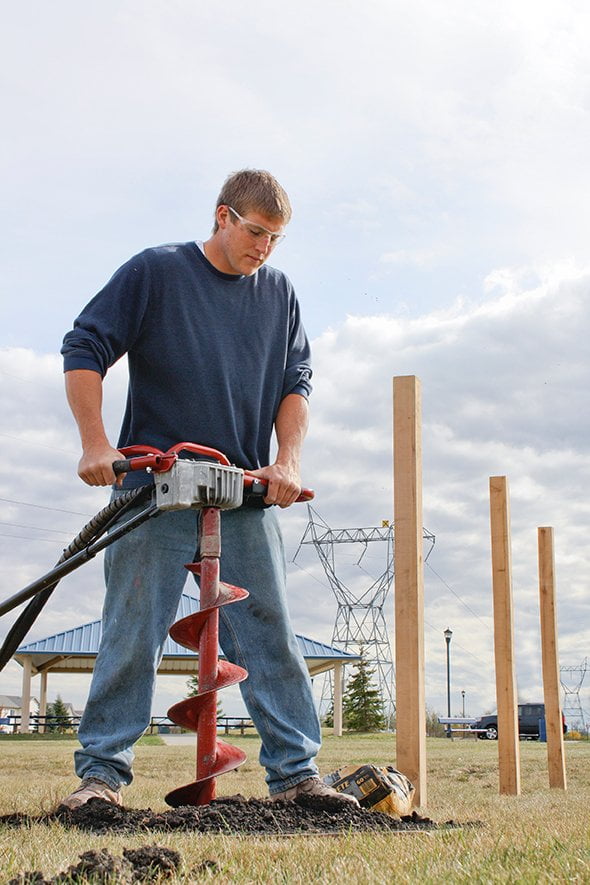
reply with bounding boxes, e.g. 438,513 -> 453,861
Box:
77,444 -> 126,487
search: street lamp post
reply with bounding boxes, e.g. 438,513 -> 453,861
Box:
444,628 -> 453,738
461,690 -> 466,718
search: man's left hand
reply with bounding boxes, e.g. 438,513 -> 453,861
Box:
248,462 -> 302,508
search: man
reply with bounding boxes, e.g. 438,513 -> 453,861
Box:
60,169 -> 357,809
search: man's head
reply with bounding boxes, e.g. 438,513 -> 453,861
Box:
213,169 -> 292,233
205,169 -> 291,276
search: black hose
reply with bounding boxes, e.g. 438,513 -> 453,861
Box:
0,485 -> 153,672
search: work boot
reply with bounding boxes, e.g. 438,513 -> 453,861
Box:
60,777 -> 122,810
271,776 -> 360,806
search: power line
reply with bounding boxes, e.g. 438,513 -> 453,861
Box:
0,431 -> 78,456
0,520 -> 76,536
0,532 -> 67,544
0,497 -> 92,517
0,367 -> 62,393
289,558 -> 332,591
426,561 -> 491,629
423,616 -> 490,668
291,540 -> 493,662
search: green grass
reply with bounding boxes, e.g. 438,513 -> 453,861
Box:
0,733 -> 164,744
1,733 -> 589,883
0,732 -> 81,741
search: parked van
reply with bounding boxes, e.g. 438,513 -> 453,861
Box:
471,703 -> 567,740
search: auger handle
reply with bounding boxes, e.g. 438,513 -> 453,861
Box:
112,454 -> 179,475
244,475 -> 314,502
111,442 -> 314,502
113,457 -> 154,475
112,442 -> 231,477
112,449 -> 179,476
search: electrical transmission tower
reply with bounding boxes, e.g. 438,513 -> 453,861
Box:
293,506 -> 435,722
560,657 -> 588,733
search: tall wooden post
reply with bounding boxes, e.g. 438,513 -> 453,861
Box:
489,476 -> 521,795
538,527 -> 567,789
393,376 -> 426,807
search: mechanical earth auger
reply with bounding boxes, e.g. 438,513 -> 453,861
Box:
0,441 -> 313,807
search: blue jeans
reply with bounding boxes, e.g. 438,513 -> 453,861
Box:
74,496 -> 321,794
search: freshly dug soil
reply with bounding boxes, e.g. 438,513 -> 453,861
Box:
7,845 -> 181,883
1,794 -> 457,837
4,798 -> 471,883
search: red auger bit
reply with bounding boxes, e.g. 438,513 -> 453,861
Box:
114,441 -> 313,808
165,507 -> 250,807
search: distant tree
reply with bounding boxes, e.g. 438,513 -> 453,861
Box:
425,708 -> 446,737
46,695 -> 70,733
186,674 -> 199,697
186,675 -> 224,718
342,653 -> 387,732
322,701 -> 334,729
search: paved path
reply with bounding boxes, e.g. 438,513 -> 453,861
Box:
157,733 -> 197,745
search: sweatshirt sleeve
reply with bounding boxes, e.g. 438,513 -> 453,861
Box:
281,289 -> 313,400
61,252 -> 152,377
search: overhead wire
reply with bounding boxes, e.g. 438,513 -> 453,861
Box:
0,367 -> 61,391
0,521 -> 79,536
289,558 -> 332,591
0,497 -> 93,518
2,378 -> 496,669
0,532 -> 71,544
289,521 -> 494,673
425,560 -> 492,630
0,431 -> 78,456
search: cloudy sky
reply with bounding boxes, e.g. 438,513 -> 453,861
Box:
1,1 -> 589,728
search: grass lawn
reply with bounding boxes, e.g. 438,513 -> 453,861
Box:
1,732 -> 589,882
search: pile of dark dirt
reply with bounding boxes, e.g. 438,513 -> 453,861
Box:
7,845 -> 181,884
5,799 -> 474,883
1,794 -> 458,837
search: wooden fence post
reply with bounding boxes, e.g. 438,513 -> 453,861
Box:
538,526 -> 567,789
393,375 -> 426,808
489,476 -> 521,795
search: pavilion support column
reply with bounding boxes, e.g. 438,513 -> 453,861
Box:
333,662 -> 343,736
39,671 -> 48,734
20,655 -> 32,734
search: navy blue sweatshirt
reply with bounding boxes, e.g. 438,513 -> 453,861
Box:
61,242 -> 312,484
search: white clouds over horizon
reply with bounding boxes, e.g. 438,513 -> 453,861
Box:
1,262 -> 588,722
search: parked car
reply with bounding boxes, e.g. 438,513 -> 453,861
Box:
471,703 -> 567,740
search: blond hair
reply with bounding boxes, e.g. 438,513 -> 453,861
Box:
213,169 -> 292,232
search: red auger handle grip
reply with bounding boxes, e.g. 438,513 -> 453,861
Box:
112,459 -> 134,475
112,453 -> 178,475
244,476 -> 314,502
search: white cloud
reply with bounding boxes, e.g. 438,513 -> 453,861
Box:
293,262 -> 590,718
1,263 -> 589,725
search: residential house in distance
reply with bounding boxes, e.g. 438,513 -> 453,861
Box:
0,694 -> 39,732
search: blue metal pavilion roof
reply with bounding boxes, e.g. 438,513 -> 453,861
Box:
14,593 -> 359,676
